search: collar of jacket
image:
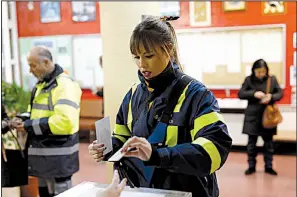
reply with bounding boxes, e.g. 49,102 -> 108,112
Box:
251,75 -> 268,84
138,62 -> 179,92
38,64 -> 64,91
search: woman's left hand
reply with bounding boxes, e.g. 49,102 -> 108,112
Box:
122,136 -> 152,161
260,93 -> 272,104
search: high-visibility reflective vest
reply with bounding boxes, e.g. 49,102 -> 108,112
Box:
108,64 -> 232,197
24,65 -> 82,178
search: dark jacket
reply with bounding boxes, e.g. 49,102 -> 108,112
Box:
106,63 -> 232,197
238,75 -> 283,136
1,104 -> 28,187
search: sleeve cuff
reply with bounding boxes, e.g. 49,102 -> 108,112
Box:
24,119 -> 33,133
144,146 -> 163,166
24,118 -> 50,135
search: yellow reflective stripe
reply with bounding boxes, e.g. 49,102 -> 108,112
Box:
192,137 -> 221,174
114,124 -> 130,136
127,83 -> 138,131
114,135 -> 127,143
165,125 -> 178,147
190,112 -> 225,141
148,101 -> 153,109
173,81 -> 192,113
31,109 -> 52,119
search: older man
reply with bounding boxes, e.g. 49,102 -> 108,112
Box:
15,46 -> 82,197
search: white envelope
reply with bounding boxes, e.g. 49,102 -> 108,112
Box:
95,116 -> 113,155
108,147 -> 136,162
108,147 -> 126,162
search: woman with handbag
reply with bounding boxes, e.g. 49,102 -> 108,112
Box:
1,101 -> 28,187
238,59 -> 283,176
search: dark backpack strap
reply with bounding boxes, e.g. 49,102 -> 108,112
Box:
132,75 -> 193,130
159,75 -> 193,124
147,75 -> 193,145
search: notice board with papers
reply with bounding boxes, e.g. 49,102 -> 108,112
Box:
176,24 -> 286,89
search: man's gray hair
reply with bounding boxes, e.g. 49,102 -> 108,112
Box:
38,47 -> 53,62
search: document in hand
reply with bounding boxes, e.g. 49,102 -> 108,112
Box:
108,147 -> 125,162
108,147 -> 137,162
95,116 -> 113,155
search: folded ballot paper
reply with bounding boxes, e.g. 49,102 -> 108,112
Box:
95,117 -> 128,161
95,117 -> 113,155
55,181 -> 191,197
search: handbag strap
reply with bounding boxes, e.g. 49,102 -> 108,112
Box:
266,76 -> 271,94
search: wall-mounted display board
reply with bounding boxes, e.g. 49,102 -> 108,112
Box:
72,34 -> 103,89
19,34 -> 103,91
19,35 -> 73,91
176,24 -> 286,89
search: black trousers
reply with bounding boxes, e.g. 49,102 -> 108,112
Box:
247,135 -> 274,168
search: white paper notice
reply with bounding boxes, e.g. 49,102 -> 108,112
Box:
290,65 -> 296,86
226,33 -> 241,73
95,117 -> 112,155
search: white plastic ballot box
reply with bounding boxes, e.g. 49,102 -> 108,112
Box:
55,181 -> 192,197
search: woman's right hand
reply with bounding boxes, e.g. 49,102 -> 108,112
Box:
254,91 -> 266,99
88,140 -> 106,162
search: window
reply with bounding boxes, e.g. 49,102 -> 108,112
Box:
7,2 -> 12,20
11,64 -> 15,83
9,29 -> 14,59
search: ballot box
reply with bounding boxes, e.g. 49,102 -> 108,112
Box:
56,181 -> 192,197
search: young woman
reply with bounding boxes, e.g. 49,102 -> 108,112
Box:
89,16 -> 232,197
238,59 -> 283,176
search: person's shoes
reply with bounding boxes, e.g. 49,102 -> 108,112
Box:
245,167 -> 256,175
265,168 -> 278,176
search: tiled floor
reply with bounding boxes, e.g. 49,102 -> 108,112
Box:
73,143 -> 296,197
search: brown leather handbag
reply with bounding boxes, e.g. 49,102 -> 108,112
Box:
262,76 -> 283,129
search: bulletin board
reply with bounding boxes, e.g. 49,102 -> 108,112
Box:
176,24 -> 286,89
18,34 -> 103,91
72,34 -> 103,89
19,35 -> 73,91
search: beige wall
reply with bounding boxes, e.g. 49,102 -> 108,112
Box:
100,2 -> 160,130
99,2 -> 160,181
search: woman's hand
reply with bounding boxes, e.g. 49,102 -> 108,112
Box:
254,91 -> 266,99
88,140 -> 106,162
96,170 -> 127,197
122,136 -> 152,161
260,93 -> 272,104
11,119 -> 25,132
